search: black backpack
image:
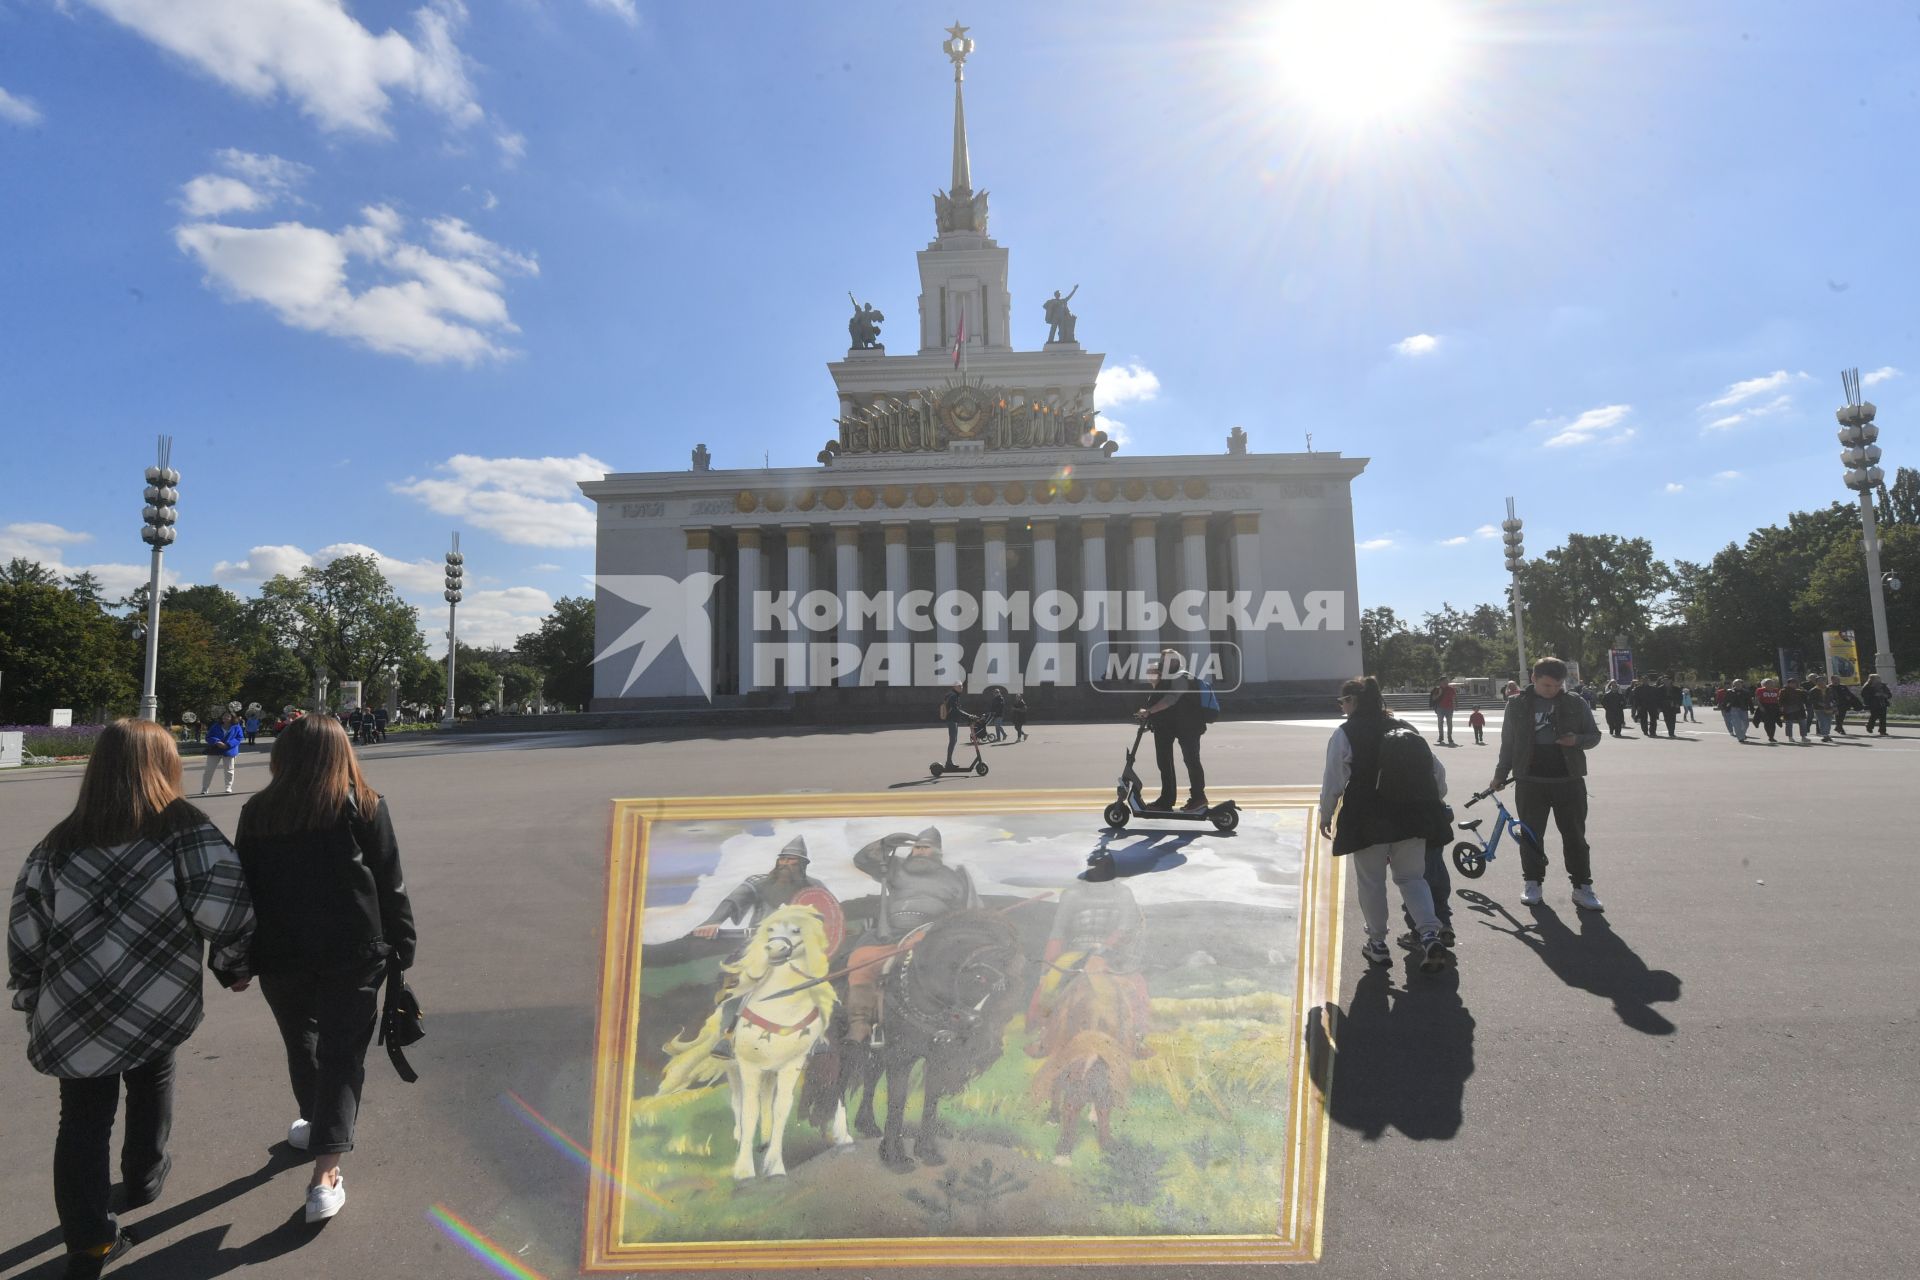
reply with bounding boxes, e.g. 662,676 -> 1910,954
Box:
1374,723 -> 1440,806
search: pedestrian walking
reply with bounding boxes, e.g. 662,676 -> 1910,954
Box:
1009,692 -> 1028,741
1680,686 -> 1696,722
1138,649 -> 1208,811
1714,682 -> 1732,735
244,710 -> 260,746
1600,680 -> 1627,737
199,711 -> 245,795
1431,678 -> 1458,746
1862,674 -> 1893,736
1725,679 -> 1754,742
1808,676 -> 1836,741
373,706 -> 390,744
1832,679 -> 1859,734
234,714 -> 417,1224
1468,706 -> 1486,745
1780,678 -> 1808,743
1318,676 -> 1454,972
1659,676 -> 1681,738
1490,656 -> 1607,912
987,687 -> 1008,742
1754,678 -> 1783,744
7,719 -> 255,1279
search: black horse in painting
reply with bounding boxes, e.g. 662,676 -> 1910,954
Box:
801,910 -> 1027,1172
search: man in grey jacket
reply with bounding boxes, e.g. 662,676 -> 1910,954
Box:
1489,656 -> 1607,912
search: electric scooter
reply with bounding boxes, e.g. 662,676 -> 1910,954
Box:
929,712 -> 991,778
1101,723 -> 1238,832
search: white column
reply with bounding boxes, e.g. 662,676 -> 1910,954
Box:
1180,513 -> 1211,679
737,527 -> 763,694
1031,518 -> 1058,680
1080,515 -> 1109,681
685,528 -> 714,698
983,519 -> 1009,652
933,520 -> 959,651
784,525 -> 811,691
1232,512 -> 1269,684
834,525 -> 861,687
884,523 -> 911,653
1130,514 -> 1161,657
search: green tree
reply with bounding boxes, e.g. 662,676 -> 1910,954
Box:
63,570 -> 107,608
398,651 -> 446,712
1360,606 -> 1405,675
1875,465 -> 1920,528
0,581 -> 139,720
254,555 -> 426,695
515,595 -> 595,710
1800,523 -> 1919,679
1442,632 -> 1505,680
1512,533 -> 1674,674
3,558 -> 62,588
1373,634 -> 1440,689
154,611 -> 249,720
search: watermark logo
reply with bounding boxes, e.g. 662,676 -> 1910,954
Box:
1088,641 -> 1242,693
593,573 -> 723,699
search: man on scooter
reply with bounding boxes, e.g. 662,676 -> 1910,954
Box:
1136,649 -> 1207,812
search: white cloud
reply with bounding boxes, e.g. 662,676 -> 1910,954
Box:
1437,535 -> 1469,546
1095,362 -> 1160,409
210,544 -> 315,582
1714,470 -> 1742,481
1862,366 -> 1902,387
1,523 -> 171,599
179,149 -> 312,217
175,202 -> 538,364
441,585 -> 554,652
0,86 -> 43,126
1704,393 -> 1792,432
77,0 -> 484,137
482,189 -> 498,210
528,563 -> 564,573
584,0 -> 639,24
393,453 -> 610,548
1474,524 -> 1498,539
1539,404 -> 1634,448
314,542 -> 447,594
1392,333 -> 1439,357
1356,537 -> 1395,552
495,129 -> 526,163
1702,369 -> 1806,410
1664,482 -> 1684,494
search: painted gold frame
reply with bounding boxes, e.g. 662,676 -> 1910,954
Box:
583,787 -> 1342,1271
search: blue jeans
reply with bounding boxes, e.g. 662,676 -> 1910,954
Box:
1729,708 -> 1750,741
1815,710 -> 1833,737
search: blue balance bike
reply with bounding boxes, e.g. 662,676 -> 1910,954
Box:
1450,784 -> 1537,878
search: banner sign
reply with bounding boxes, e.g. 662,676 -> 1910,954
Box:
1822,630 -> 1859,680
1608,649 -> 1635,685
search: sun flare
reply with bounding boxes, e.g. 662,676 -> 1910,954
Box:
1265,0 -> 1467,122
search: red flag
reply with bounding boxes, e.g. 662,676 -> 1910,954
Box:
952,299 -> 967,368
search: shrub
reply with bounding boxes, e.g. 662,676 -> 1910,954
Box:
5,723 -> 108,760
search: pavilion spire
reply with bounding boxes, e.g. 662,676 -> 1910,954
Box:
933,23 -> 988,236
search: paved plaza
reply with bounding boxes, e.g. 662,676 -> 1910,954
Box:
3,717 -> 1918,1278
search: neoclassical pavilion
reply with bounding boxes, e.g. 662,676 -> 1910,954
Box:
581,26 -> 1367,714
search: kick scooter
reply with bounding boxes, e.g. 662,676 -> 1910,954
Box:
1100,723 -> 1239,833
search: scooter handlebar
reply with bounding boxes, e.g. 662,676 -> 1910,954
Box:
1465,781 -> 1511,808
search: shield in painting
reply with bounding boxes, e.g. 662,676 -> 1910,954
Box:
790,886 -> 846,955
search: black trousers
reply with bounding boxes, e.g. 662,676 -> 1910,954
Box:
259,961 -> 385,1155
1865,705 -> 1889,734
1662,709 -> 1678,736
54,1052 -> 174,1251
1150,726 -> 1205,805
1514,778 -> 1592,886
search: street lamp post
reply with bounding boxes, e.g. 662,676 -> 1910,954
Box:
1502,499 -> 1528,685
137,436 -> 179,721
1837,368 -> 1899,684
442,535 -> 464,727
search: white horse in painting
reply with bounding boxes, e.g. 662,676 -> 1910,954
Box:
658,904 -> 850,1179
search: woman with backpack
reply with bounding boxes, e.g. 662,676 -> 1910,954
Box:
8,719 -> 255,1280
234,714 -> 416,1224
1317,676 -> 1453,973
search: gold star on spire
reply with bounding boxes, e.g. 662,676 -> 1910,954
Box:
945,22 -> 969,41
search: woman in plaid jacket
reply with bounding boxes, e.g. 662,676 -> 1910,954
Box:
7,719 -> 255,1280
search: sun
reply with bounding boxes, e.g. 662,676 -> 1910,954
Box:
1264,0 -> 1468,123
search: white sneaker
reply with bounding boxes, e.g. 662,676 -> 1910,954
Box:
305,1171 -> 345,1223
1570,884 -> 1605,912
287,1118 -> 310,1150
1520,879 -> 1544,906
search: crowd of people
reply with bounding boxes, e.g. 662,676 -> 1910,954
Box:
8,716 -> 417,1277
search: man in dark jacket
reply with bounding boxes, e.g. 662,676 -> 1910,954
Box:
1659,677 -> 1682,738
1137,649 -> 1207,811
1490,656 -> 1606,912
1832,679 -> 1860,735
1861,674 -> 1894,735
1600,682 -> 1627,737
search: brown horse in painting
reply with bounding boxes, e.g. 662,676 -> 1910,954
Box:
1028,961 -> 1140,1163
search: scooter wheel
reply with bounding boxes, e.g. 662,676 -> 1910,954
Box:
1210,806 -> 1239,833
1451,841 -> 1486,879
1103,802 -> 1131,829
929,762 -> 944,776
974,759 -> 989,776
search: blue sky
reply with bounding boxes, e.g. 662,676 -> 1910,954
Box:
2,0 -> 1915,650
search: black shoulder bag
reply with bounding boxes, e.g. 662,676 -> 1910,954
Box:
378,956 -> 424,1083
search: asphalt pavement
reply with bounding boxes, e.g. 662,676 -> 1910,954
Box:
2,713 -> 1916,1279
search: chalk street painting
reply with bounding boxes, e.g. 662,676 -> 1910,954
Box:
584,788 -> 1338,1270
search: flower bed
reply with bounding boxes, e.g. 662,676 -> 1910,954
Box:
3,723 -> 109,760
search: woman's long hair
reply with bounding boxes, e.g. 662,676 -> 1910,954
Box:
244,712 -> 381,836
1340,675 -> 1387,717
43,719 -> 199,854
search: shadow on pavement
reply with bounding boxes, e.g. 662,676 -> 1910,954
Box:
1082,829 -> 1200,881
1459,889 -> 1682,1035
1310,967 -> 1475,1142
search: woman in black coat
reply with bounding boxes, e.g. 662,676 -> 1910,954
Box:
235,715 -> 415,1225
